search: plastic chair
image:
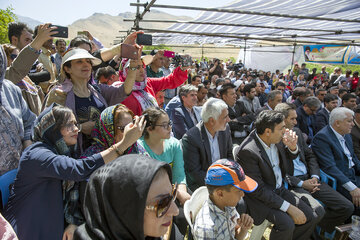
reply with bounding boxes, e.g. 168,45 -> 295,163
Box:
0,168 -> 17,209
183,186 -> 209,239
250,220 -> 271,240
233,145 -> 240,160
315,170 -> 337,240
319,169 -> 336,190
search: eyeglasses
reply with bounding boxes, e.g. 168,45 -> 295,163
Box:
154,120 -> 172,129
146,183 -> 178,218
64,122 -> 80,131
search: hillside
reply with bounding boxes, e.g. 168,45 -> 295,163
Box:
68,10 -> 192,47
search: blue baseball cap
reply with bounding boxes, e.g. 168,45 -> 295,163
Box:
205,159 -> 258,193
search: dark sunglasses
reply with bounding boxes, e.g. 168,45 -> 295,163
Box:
10,54 -> 18,60
146,183 -> 178,218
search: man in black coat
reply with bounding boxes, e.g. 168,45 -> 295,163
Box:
236,111 -> 318,240
219,83 -> 255,145
315,93 -> 338,134
182,98 -> 233,192
296,96 -> 321,144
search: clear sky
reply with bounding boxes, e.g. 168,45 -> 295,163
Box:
1,0 -> 234,26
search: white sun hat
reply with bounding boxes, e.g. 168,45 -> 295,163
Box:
61,48 -> 102,66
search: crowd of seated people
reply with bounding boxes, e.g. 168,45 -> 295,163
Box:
1,21 -> 360,240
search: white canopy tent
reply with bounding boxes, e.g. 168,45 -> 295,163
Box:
131,0 -> 360,71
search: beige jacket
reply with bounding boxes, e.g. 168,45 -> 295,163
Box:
5,46 -> 45,115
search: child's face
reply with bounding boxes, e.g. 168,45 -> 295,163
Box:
222,186 -> 244,207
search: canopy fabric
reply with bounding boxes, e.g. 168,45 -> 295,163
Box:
153,0 -> 360,47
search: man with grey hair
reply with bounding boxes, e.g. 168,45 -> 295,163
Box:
276,103 -> 354,236
172,84 -> 202,139
312,107 -> 360,215
182,98 -> 233,191
296,96 -> 321,144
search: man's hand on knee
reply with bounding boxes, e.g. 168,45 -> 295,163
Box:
286,204 -> 306,225
350,188 -> 360,207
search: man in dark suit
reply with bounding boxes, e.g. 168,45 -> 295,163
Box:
296,96 -> 321,144
255,90 -> 283,116
315,88 -> 327,108
275,103 -> 353,235
236,111 -> 318,240
293,87 -> 311,108
314,94 -> 338,134
182,98 -> 233,192
312,107 -> 360,214
351,105 -> 360,161
172,84 -> 202,139
219,83 -> 255,145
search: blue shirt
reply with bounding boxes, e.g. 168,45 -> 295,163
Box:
205,127 -> 220,163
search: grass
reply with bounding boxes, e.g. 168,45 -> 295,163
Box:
290,62 -> 360,74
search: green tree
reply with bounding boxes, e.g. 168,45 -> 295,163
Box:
0,6 -> 17,44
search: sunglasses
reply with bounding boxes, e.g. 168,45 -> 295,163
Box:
146,183 -> 178,218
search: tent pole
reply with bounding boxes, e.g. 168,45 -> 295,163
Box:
130,3 -> 360,23
243,39 -> 247,67
291,42 -> 296,70
137,27 -> 360,46
127,0 -> 157,35
124,18 -> 359,34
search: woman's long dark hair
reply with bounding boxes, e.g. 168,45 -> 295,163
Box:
52,106 -> 74,133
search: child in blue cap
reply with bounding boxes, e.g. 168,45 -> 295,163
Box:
193,159 -> 258,240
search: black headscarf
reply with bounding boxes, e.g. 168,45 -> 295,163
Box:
73,154 -> 172,240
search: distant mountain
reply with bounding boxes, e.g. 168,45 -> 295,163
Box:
16,15 -> 42,30
16,10 -> 192,47
68,10 -> 192,47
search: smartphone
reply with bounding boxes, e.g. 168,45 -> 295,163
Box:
136,34 -> 152,46
121,43 -> 138,60
49,25 -> 68,38
163,50 -> 175,58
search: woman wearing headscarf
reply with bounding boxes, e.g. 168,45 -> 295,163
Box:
118,50 -> 190,116
83,104 -> 146,156
74,154 -> 179,240
62,104 -> 147,238
0,45 -> 36,176
3,104 -> 145,240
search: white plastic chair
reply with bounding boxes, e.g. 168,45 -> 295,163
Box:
183,186 -> 209,238
233,145 -> 240,160
249,220 -> 271,240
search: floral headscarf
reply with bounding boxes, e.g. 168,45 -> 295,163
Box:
117,58 -> 159,111
82,104 -> 146,157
